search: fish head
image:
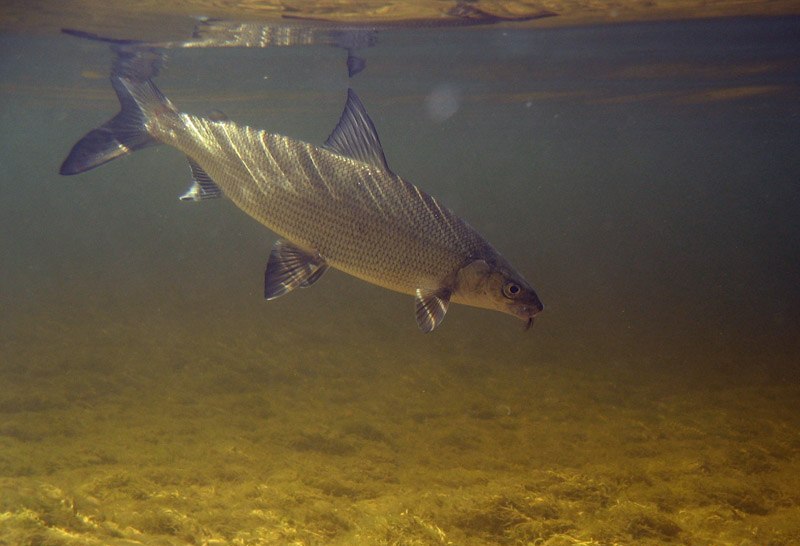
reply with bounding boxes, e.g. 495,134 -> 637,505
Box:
454,257 -> 544,329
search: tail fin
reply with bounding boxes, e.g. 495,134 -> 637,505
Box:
60,76 -> 176,175
62,29 -> 164,80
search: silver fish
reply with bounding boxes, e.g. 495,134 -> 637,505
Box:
62,4 -> 557,78
60,77 -> 543,332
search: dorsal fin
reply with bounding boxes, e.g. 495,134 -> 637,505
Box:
324,89 -> 390,172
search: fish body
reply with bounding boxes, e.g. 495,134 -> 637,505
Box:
61,77 -> 543,331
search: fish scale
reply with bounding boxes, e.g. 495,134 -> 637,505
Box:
60,76 -> 543,332
170,114 -> 483,293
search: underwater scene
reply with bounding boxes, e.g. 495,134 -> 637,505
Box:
1,2 -> 800,545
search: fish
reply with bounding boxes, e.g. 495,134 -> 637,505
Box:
62,3 -> 557,78
60,77 -> 544,332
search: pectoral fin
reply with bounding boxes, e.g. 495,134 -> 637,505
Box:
264,240 -> 329,300
414,288 -> 451,333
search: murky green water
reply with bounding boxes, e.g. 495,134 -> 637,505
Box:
2,15 -> 799,546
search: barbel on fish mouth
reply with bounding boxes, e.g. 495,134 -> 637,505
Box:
60,77 -> 543,332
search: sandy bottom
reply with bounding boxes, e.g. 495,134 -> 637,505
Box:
1,304 -> 799,546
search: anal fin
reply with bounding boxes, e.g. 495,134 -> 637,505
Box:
414,287 -> 451,333
265,240 -> 329,300
179,158 -> 223,201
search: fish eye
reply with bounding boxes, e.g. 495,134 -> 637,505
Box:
502,281 -> 521,299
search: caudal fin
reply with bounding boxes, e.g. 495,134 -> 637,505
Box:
60,76 -> 175,175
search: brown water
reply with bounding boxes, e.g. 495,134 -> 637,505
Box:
1,6 -> 800,546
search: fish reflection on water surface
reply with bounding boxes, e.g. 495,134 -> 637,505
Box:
60,45 -> 543,332
64,4 -> 555,77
